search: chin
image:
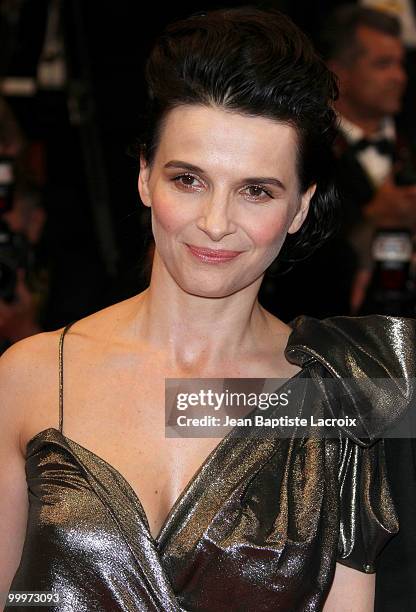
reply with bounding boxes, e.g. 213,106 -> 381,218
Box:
174,270 -> 262,298
380,98 -> 402,115
178,280 -> 243,299
164,257 -> 267,298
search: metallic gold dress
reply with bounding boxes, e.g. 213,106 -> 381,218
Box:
9,315 -> 415,611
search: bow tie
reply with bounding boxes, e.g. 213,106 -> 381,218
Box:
350,137 -> 395,157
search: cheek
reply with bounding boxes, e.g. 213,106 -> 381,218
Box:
249,213 -> 290,248
151,193 -> 191,235
361,71 -> 380,92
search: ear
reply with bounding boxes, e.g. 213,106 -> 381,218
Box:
287,183 -> 317,235
138,154 -> 152,208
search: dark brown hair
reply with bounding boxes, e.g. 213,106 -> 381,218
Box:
320,5 -> 402,65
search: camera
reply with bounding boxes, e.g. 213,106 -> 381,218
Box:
0,157 -> 31,302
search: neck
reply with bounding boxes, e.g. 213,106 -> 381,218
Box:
335,99 -> 384,136
130,251 -> 288,371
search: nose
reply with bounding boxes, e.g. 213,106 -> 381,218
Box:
196,194 -> 237,241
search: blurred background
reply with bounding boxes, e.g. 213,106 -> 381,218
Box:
1,0 -> 416,353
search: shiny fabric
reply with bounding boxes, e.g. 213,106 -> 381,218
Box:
9,315 -> 416,611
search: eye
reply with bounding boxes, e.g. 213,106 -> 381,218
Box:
373,58 -> 393,69
242,184 -> 273,201
171,173 -> 204,191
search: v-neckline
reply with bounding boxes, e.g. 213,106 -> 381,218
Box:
25,314 -> 310,547
25,369 -> 305,547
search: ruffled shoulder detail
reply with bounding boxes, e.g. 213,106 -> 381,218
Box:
285,315 -> 416,446
284,315 -> 412,573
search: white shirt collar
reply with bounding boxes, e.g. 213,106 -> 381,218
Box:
337,114 -> 396,143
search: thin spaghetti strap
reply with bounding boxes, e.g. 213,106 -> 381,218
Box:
58,322 -> 76,434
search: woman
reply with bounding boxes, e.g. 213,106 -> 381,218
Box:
1,7 -> 414,611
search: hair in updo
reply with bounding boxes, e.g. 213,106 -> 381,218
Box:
139,6 -> 340,273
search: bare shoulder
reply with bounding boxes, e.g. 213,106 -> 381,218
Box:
0,329 -> 63,453
0,329 -> 62,390
56,293 -> 145,345
0,291 -> 145,379
0,292 -> 145,457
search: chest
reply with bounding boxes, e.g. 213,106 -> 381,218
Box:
26,351 -> 299,541
94,434 -> 223,541
26,366 -> 241,540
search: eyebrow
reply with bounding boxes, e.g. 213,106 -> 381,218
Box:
163,160 -> 286,191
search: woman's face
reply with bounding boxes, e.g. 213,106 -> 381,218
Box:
139,105 -> 316,298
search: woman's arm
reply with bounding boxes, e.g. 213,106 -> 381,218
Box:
0,330 -> 60,600
0,336 -> 51,597
323,562 -> 375,612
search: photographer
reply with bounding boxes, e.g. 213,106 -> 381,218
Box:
0,96 -> 48,353
0,97 -> 47,354
0,176 -> 46,353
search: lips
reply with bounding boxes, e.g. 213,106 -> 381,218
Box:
186,243 -> 243,262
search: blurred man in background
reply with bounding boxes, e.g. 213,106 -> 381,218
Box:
321,5 -> 416,310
